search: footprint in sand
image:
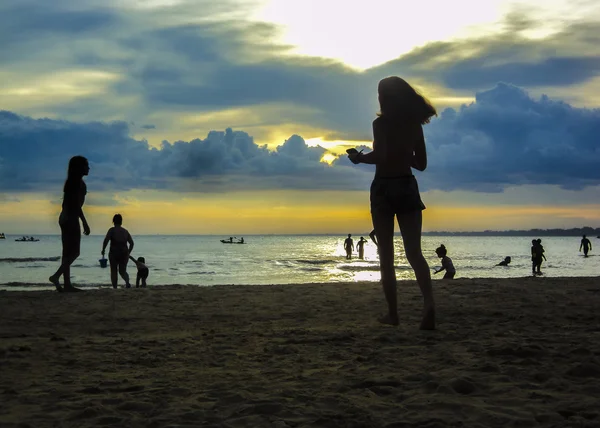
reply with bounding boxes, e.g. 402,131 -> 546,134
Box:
68,407 -> 101,420
117,401 -> 155,413
450,378 -> 476,394
566,362 -> 600,378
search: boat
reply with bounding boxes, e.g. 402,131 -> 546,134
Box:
220,239 -> 245,244
0,233 -> 5,240
15,236 -> 39,242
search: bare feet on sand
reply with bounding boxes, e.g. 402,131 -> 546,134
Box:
49,276 -> 63,292
420,307 -> 436,330
378,313 -> 399,326
64,285 -> 83,292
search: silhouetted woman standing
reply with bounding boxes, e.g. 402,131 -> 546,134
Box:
348,77 -> 437,329
49,156 -> 90,292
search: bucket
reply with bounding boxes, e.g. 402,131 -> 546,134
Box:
99,257 -> 108,268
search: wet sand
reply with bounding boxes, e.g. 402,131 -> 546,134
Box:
1,277 -> 599,428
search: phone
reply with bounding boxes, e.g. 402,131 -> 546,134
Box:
346,148 -> 359,154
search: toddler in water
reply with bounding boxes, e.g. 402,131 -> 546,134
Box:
128,255 -> 149,288
434,244 -> 456,279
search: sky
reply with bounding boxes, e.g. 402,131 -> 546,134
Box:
1,0 -> 600,234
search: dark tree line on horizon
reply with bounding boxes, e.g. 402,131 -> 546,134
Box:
422,227 -> 600,237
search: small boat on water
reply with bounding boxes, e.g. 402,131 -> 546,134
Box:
220,237 -> 245,244
15,236 -> 39,242
0,233 -> 5,240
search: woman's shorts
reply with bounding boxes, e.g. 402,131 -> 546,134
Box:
370,176 -> 425,217
109,248 -> 129,268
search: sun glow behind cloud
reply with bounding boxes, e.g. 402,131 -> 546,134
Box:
252,0 -> 506,69
252,0 -> 600,69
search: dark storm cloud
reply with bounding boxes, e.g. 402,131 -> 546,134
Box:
1,84 -> 599,195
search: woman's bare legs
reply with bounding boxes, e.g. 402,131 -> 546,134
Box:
49,222 -> 81,292
119,263 -> 130,288
109,255 -> 119,288
49,250 -> 79,291
371,209 -> 399,325
397,210 -> 435,330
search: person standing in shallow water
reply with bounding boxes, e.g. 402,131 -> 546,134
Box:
49,156 -> 91,292
536,238 -> 547,274
101,214 -> 134,289
357,237 -> 367,259
531,239 -> 546,275
344,234 -> 354,259
348,76 -> 436,329
580,235 -> 592,257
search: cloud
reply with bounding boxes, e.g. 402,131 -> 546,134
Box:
421,83 -> 600,191
0,110 -> 368,194
373,18 -> 600,92
4,1 -> 599,143
1,83 -> 599,196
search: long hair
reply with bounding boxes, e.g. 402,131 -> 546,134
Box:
63,156 -> 88,193
377,76 -> 437,124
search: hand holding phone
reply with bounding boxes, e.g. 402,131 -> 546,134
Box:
346,148 -> 362,164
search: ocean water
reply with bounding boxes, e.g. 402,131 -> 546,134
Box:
0,234 -> 598,291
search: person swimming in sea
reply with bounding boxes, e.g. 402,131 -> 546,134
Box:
496,256 -> 511,266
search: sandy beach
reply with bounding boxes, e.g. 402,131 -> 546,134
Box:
1,277 -> 600,428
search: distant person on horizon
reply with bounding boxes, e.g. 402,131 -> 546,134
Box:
496,256 -> 511,266
344,234 -> 354,259
49,156 -> 91,292
347,76 -> 437,329
580,235 -> 592,257
101,214 -> 134,289
434,244 -> 456,279
129,255 -> 149,288
357,237 -> 367,259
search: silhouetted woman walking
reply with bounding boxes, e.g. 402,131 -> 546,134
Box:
348,76 -> 437,329
49,156 -> 91,292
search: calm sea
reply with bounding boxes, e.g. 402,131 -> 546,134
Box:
0,235 -> 598,291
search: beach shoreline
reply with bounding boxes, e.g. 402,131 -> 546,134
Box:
1,277 -> 599,427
